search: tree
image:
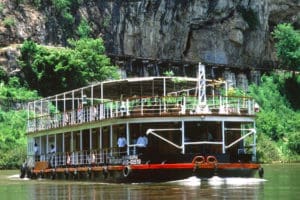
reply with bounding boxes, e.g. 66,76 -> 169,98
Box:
0,79 -> 39,169
76,18 -> 92,38
272,23 -> 300,74
19,38 -> 120,96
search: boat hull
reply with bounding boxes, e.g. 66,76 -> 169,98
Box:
29,162 -> 261,183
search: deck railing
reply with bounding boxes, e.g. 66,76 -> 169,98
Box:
27,95 -> 257,132
30,147 -> 129,168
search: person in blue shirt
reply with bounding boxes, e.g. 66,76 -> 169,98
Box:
117,135 -> 127,156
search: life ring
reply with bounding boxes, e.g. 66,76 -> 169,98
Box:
123,166 -> 131,178
192,156 -> 205,164
206,156 -> 218,164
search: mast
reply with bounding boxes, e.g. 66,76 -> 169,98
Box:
196,63 -> 209,113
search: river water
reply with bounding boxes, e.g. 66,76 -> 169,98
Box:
0,164 -> 299,200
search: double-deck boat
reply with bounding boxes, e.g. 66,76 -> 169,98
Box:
21,63 -> 262,182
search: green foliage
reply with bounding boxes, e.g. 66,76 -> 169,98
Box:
256,134 -> 281,163
283,76 -> 300,110
19,38 -> 120,96
0,68 -> 8,82
249,73 -> 300,162
3,17 -> 16,28
0,3 -> 4,14
102,15 -> 111,29
164,70 -> 174,77
272,23 -> 300,72
287,128 -> 300,154
62,12 -> 75,24
0,80 -> 39,169
31,0 -> 42,8
52,0 -> 72,11
76,18 -> 92,38
0,145 -> 27,169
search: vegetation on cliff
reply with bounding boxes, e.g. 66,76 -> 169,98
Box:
0,78 -> 38,169
253,23 -> 300,162
19,38 -> 119,96
250,74 -> 300,162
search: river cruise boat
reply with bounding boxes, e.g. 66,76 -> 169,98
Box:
22,63 -> 262,182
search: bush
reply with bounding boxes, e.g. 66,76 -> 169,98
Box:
287,131 -> 300,154
256,134 -> 281,163
0,146 -> 27,169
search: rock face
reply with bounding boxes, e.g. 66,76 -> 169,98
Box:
0,0 -> 299,73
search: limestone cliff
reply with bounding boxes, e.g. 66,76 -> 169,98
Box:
0,0 -> 299,76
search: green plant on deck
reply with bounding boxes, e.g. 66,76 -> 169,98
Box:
163,70 -> 174,77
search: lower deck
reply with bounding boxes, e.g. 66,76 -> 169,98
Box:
25,113 -> 258,182
28,117 -> 257,167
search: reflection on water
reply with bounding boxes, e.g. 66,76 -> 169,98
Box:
1,164 -> 299,200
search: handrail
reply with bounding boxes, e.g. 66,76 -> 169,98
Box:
225,129 -> 256,149
146,128 -> 182,149
31,147 -> 126,168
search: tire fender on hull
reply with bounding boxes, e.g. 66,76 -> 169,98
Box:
123,166 -> 131,178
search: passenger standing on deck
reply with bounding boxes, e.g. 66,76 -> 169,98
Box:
49,144 -> 56,167
117,135 -> 127,156
136,134 -> 148,155
34,142 -> 39,161
77,103 -> 83,123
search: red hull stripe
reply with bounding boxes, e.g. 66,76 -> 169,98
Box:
32,163 -> 260,174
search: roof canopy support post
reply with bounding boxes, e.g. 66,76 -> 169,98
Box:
181,120 -> 185,154
222,121 -> 226,154
126,123 -> 130,156
253,122 -> 257,162
163,78 -> 166,112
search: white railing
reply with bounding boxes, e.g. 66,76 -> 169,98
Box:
30,147 -> 127,168
27,95 -> 256,132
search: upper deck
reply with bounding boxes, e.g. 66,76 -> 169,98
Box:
27,76 -> 257,134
